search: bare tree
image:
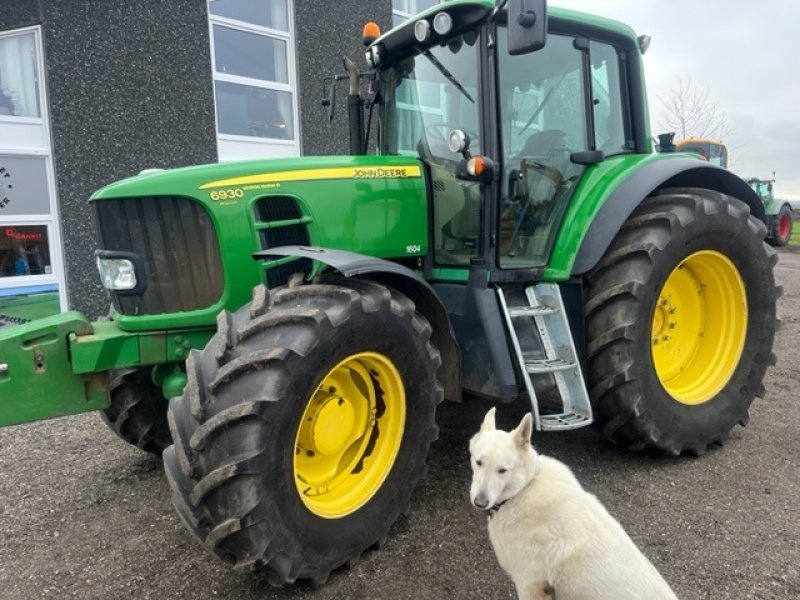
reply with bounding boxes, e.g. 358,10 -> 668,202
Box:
658,76 -> 730,141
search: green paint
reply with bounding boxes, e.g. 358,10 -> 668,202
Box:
0,313 -> 109,427
544,153 -> 670,280
93,156 -> 428,332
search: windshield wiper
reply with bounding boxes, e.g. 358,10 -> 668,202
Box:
419,48 -> 475,104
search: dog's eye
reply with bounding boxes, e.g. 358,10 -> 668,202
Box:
498,468 -> 507,474
475,460 -> 482,467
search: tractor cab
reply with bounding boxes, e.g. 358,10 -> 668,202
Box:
371,0 -> 646,278
676,138 -> 729,168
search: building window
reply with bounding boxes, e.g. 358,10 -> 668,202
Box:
392,0 -> 442,26
209,0 -> 300,161
0,26 -> 65,320
0,30 -> 41,118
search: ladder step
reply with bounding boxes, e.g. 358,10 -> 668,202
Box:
506,305 -> 558,318
497,284 -> 593,432
540,412 -> 593,431
524,357 -> 575,373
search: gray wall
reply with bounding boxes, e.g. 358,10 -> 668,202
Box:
295,0 -> 392,156
1,0 -> 218,318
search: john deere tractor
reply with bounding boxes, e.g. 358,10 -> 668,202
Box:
0,0 -> 778,586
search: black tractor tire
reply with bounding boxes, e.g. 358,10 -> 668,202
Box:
767,204 -> 793,247
163,276 -> 443,585
585,188 -> 779,455
101,369 -> 172,455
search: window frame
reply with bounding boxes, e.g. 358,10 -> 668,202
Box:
208,2 -> 301,160
391,0 -> 443,26
0,25 -> 66,310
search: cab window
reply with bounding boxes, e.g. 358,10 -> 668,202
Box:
497,32 -> 589,268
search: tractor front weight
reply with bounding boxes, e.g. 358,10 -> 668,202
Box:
0,313 -> 211,428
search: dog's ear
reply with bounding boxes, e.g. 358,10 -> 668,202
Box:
515,413 -> 533,448
480,407 -> 497,432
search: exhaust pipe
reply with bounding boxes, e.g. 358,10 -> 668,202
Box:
344,57 -> 364,155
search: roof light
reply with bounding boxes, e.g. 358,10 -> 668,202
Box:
362,22 -> 381,46
366,44 -> 383,68
414,19 -> 432,43
432,11 -> 453,36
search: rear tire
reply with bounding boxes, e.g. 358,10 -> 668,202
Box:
101,369 -> 172,455
163,277 -> 443,584
768,204 -> 793,246
585,188 -> 778,455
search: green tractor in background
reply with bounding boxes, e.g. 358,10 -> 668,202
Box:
0,0 -> 779,586
747,176 -> 794,246
675,139 -> 794,246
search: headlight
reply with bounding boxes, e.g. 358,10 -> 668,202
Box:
432,11 -> 453,36
448,129 -> 470,154
414,19 -> 431,43
95,250 -> 145,294
97,257 -> 136,290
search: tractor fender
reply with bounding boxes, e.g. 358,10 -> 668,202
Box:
572,159 -> 766,274
255,246 -> 462,401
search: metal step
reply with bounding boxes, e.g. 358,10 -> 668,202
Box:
498,284 -> 593,432
524,357 -> 575,373
506,305 -> 558,318
540,412 -> 592,430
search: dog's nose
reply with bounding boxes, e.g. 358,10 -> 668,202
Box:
472,495 -> 489,510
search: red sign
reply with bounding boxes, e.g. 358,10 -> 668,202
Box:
4,227 -> 43,242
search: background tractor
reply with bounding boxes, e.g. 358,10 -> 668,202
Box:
747,176 -> 794,246
676,137 -> 729,167
0,0 -> 778,586
676,139 -> 793,245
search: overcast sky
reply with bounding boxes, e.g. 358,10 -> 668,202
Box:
551,0 -> 800,200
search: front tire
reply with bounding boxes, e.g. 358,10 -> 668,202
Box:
585,188 -> 778,455
163,277 -> 443,584
101,369 -> 171,455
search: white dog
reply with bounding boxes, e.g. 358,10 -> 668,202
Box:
469,408 -> 678,600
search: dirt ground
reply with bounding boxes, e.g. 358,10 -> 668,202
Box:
1,247 -> 799,599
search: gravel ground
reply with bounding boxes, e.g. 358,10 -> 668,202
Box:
1,247 -> 799,599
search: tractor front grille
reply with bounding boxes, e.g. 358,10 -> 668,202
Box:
93,196 -> 224,315
253,196 -> 312,288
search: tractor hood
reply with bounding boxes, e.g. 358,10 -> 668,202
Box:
89,155 -> 429,331
92,155 -> 424,201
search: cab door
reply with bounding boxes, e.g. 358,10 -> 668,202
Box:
493,29 -> 631,272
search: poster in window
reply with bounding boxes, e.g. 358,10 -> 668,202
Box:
0,155 -> 50,216
0,224 -> 51,277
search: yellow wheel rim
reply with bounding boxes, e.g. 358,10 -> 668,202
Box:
294,352 -> 405,519
651,250 -> 748,405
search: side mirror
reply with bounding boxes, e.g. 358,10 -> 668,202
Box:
507,0 -> 547,56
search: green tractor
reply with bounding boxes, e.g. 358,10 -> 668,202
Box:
747,176 -> 794,246
0,0 -> 778,586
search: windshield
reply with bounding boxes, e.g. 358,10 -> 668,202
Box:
380,34 -> 483,266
